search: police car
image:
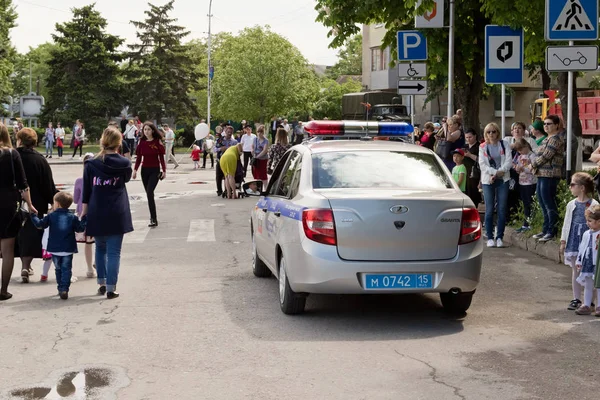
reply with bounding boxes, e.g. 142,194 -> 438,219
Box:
246,120 -> 483,315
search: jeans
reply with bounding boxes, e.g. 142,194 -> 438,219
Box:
52,255 -> 73,293
126,138 -> 135,154
141,167 -> 160,221
165,142 -> 178,166
483,180 -> 509,240
203,151 -> 214,168
243,151 -> 252,175
537,177 -> 560,236
57,146 -> 63,157
519,184 -> 537,227
45,141 -> 53,157
95,234 -> 124,292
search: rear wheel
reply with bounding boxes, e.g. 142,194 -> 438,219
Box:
252,234 -> 271,278
440,291 -> 474,314
278,255 -> 306,315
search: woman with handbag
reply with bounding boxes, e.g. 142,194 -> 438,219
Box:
0,123 -> 37,300
436,115 -> 464,170
72,121 -> 84,159
251,125 -> 269,189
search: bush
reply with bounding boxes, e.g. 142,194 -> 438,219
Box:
510,170 -> 598,237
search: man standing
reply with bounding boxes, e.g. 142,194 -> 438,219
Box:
292,121 -> 304,145
123,120 -> 137,154
120,114 -> 128,133
215,126 -> 238,196
240,125 -> 256,176
163,124 -> 179,169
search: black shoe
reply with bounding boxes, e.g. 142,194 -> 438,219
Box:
98,285 -> 106,295
148,219 -> 158,227
216,191 -> 223,197
107,292 -> 119,299
59,291 -> 68,300
568,299 -> 582,310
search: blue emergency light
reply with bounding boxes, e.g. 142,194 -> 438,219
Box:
303,121 -> 414,137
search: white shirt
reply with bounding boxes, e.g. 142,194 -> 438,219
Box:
55,128 -> 65,139
165,129 -> 175,143
124,124 -> 137,140
240,133 -> 256,152
282,123 -> 290,132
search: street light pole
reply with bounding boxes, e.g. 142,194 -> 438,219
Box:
446,0 -> 455,118
207,0 -> 213,129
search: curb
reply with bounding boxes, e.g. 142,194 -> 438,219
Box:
502,227 -> 562,264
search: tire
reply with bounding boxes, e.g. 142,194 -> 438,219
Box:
252,234 -> 271,278
440,291 -> 474,314
278,255 -> 306,315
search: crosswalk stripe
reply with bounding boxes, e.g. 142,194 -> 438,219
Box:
124,220 -> 152,244
187,219 -> 216,242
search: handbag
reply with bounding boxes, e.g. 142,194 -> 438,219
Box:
435,140 -> 452,159
6,149 -> 27,231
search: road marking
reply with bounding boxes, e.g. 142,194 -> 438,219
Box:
187,219 -> 216,242
124,220 -> 152,244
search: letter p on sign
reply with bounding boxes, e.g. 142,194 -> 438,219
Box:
397,30 -> 428,61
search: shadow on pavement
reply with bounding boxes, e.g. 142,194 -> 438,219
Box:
222,273 -> 465,341
2,295 -> 102,312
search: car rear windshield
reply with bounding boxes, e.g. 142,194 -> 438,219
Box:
312,151 -> 451,190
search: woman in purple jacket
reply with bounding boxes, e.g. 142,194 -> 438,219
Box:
81,128 -> 133,299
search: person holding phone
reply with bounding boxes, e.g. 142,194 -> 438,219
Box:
132,122 -> 166,227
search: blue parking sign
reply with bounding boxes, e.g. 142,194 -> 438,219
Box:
397,31 -> 428,61
485,26 -> 524,85
546,0 -> 598,40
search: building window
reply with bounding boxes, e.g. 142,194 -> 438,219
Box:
494,91 -> 514,111
370,47 -> 388,71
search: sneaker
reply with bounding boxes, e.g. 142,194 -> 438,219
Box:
107,292 -> 120,299
516,226 -> 530,233
568,299 -> 582,310
496,238 -> 504,248
593,307 -> 600,317
174,164 -> 179,169
98,285 -> 106,295
21,269 -> 29,283
59,291 -> 68,300
487,239 -> 496,248
575,305 -> 592,315
538,234 -> 554,242
532,232 -> 545,239
40,275 -> 48,283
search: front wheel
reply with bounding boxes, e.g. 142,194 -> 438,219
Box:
252,234 -> 271,278
440,291 -> 474,314
278,255 -> 306,315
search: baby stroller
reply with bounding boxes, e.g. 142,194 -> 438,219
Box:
222,160 -> 247,198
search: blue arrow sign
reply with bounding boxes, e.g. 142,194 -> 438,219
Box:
546,0 -> 598,40
485,26 -> 524,85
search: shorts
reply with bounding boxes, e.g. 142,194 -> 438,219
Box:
76,230 -> 95,244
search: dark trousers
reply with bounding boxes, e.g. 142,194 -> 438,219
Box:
52,255 -> 73,293
126,139 -> 135,154
57,147 -> 63,157
243,151 -> 252,175
141,167 -> 160,221
72,143 -> 83,157
537,177 -> 560,236
466,176 -> 481,207
203,151 -> 214,168
519,183 -> 537,227
216,161 -> 224,194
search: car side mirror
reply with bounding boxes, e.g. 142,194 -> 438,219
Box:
242,180 -> 263,197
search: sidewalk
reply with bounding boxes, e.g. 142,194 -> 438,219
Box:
502,226 -> 562,264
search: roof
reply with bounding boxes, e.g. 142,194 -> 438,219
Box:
301,139 -> 431,155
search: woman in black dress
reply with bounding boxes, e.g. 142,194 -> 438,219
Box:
15,128 -> 57,282
0,124 -> 37,299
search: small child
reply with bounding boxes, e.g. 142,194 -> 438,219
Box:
561,172 -> 598,311
31,192 -> 87,300
574,204 -> 600,315
513,138 -> 537,232
451,149 -> 467,193
73,153 -> 95,278
191,144 -> 201,169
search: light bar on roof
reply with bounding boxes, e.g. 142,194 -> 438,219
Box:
303,120 -> 414,137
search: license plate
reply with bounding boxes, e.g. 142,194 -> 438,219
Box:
365,273 -> 433,290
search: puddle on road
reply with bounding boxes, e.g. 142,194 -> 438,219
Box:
7,366 -> 129,400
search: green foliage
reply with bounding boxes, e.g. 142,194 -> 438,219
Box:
41,4 -> 124,140
125,0 -> 201,123
0,0 -> 17,103
326,34 -> 362,79
312,78 -> 363,120
211,26 -> 319,123
590,76 -> 600,91
12,43 -> 57,100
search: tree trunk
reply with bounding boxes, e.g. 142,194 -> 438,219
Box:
557,72 -> 582,172
454,61 -> 484,134
540,66 -> 551,92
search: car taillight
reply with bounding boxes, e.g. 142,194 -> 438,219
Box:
302,209 -> 337,246
459,208 -> 481,245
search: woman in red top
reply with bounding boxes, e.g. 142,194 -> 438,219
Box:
133,122 -> 166,227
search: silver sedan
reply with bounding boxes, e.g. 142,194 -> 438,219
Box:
248,139 -> 483,315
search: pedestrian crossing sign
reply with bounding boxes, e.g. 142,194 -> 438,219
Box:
546,0 -> 598,40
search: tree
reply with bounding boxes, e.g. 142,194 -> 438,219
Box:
211,26 -> 319,123
42,5 -> 123,138
312,79 -> 362,120
125,0 -> 201,123
0,0 -> 17,106
12,43 -> 58,100
326,34 -> 362,79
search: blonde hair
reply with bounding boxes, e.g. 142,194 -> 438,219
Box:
275,128 -> 288,146
483,123 -> 501,143
585,204 -> 600,220
17,128 -> 38,148
513,138 -> 532,152
0,123 -> 12,148
96,128 -> 122,160
572,172 -> 595,197
257,125 -> 265,135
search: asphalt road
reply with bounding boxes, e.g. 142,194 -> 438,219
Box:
0,159 -> 598,399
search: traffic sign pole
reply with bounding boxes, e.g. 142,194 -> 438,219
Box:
566,41 -> 574,181
501,84 -> 506,139
447,0 -> 455,118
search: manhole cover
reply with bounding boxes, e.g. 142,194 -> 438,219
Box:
189,181 -> 208,184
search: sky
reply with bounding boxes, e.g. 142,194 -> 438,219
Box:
10,0 -> 339,66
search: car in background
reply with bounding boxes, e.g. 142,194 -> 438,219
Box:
246,121 -> 483,315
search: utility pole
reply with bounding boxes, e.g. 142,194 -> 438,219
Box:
29,60 -> 32,93
446,0 -> 455,118
207,0 -> 213,129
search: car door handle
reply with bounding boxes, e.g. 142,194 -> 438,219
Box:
274,211 -> 281,217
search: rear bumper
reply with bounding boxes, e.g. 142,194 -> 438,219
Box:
283,238 -> 483,294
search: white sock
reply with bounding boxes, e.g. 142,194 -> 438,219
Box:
571,262 -> 582,300
42,259 -> 52,277
583,279 -> 595,307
